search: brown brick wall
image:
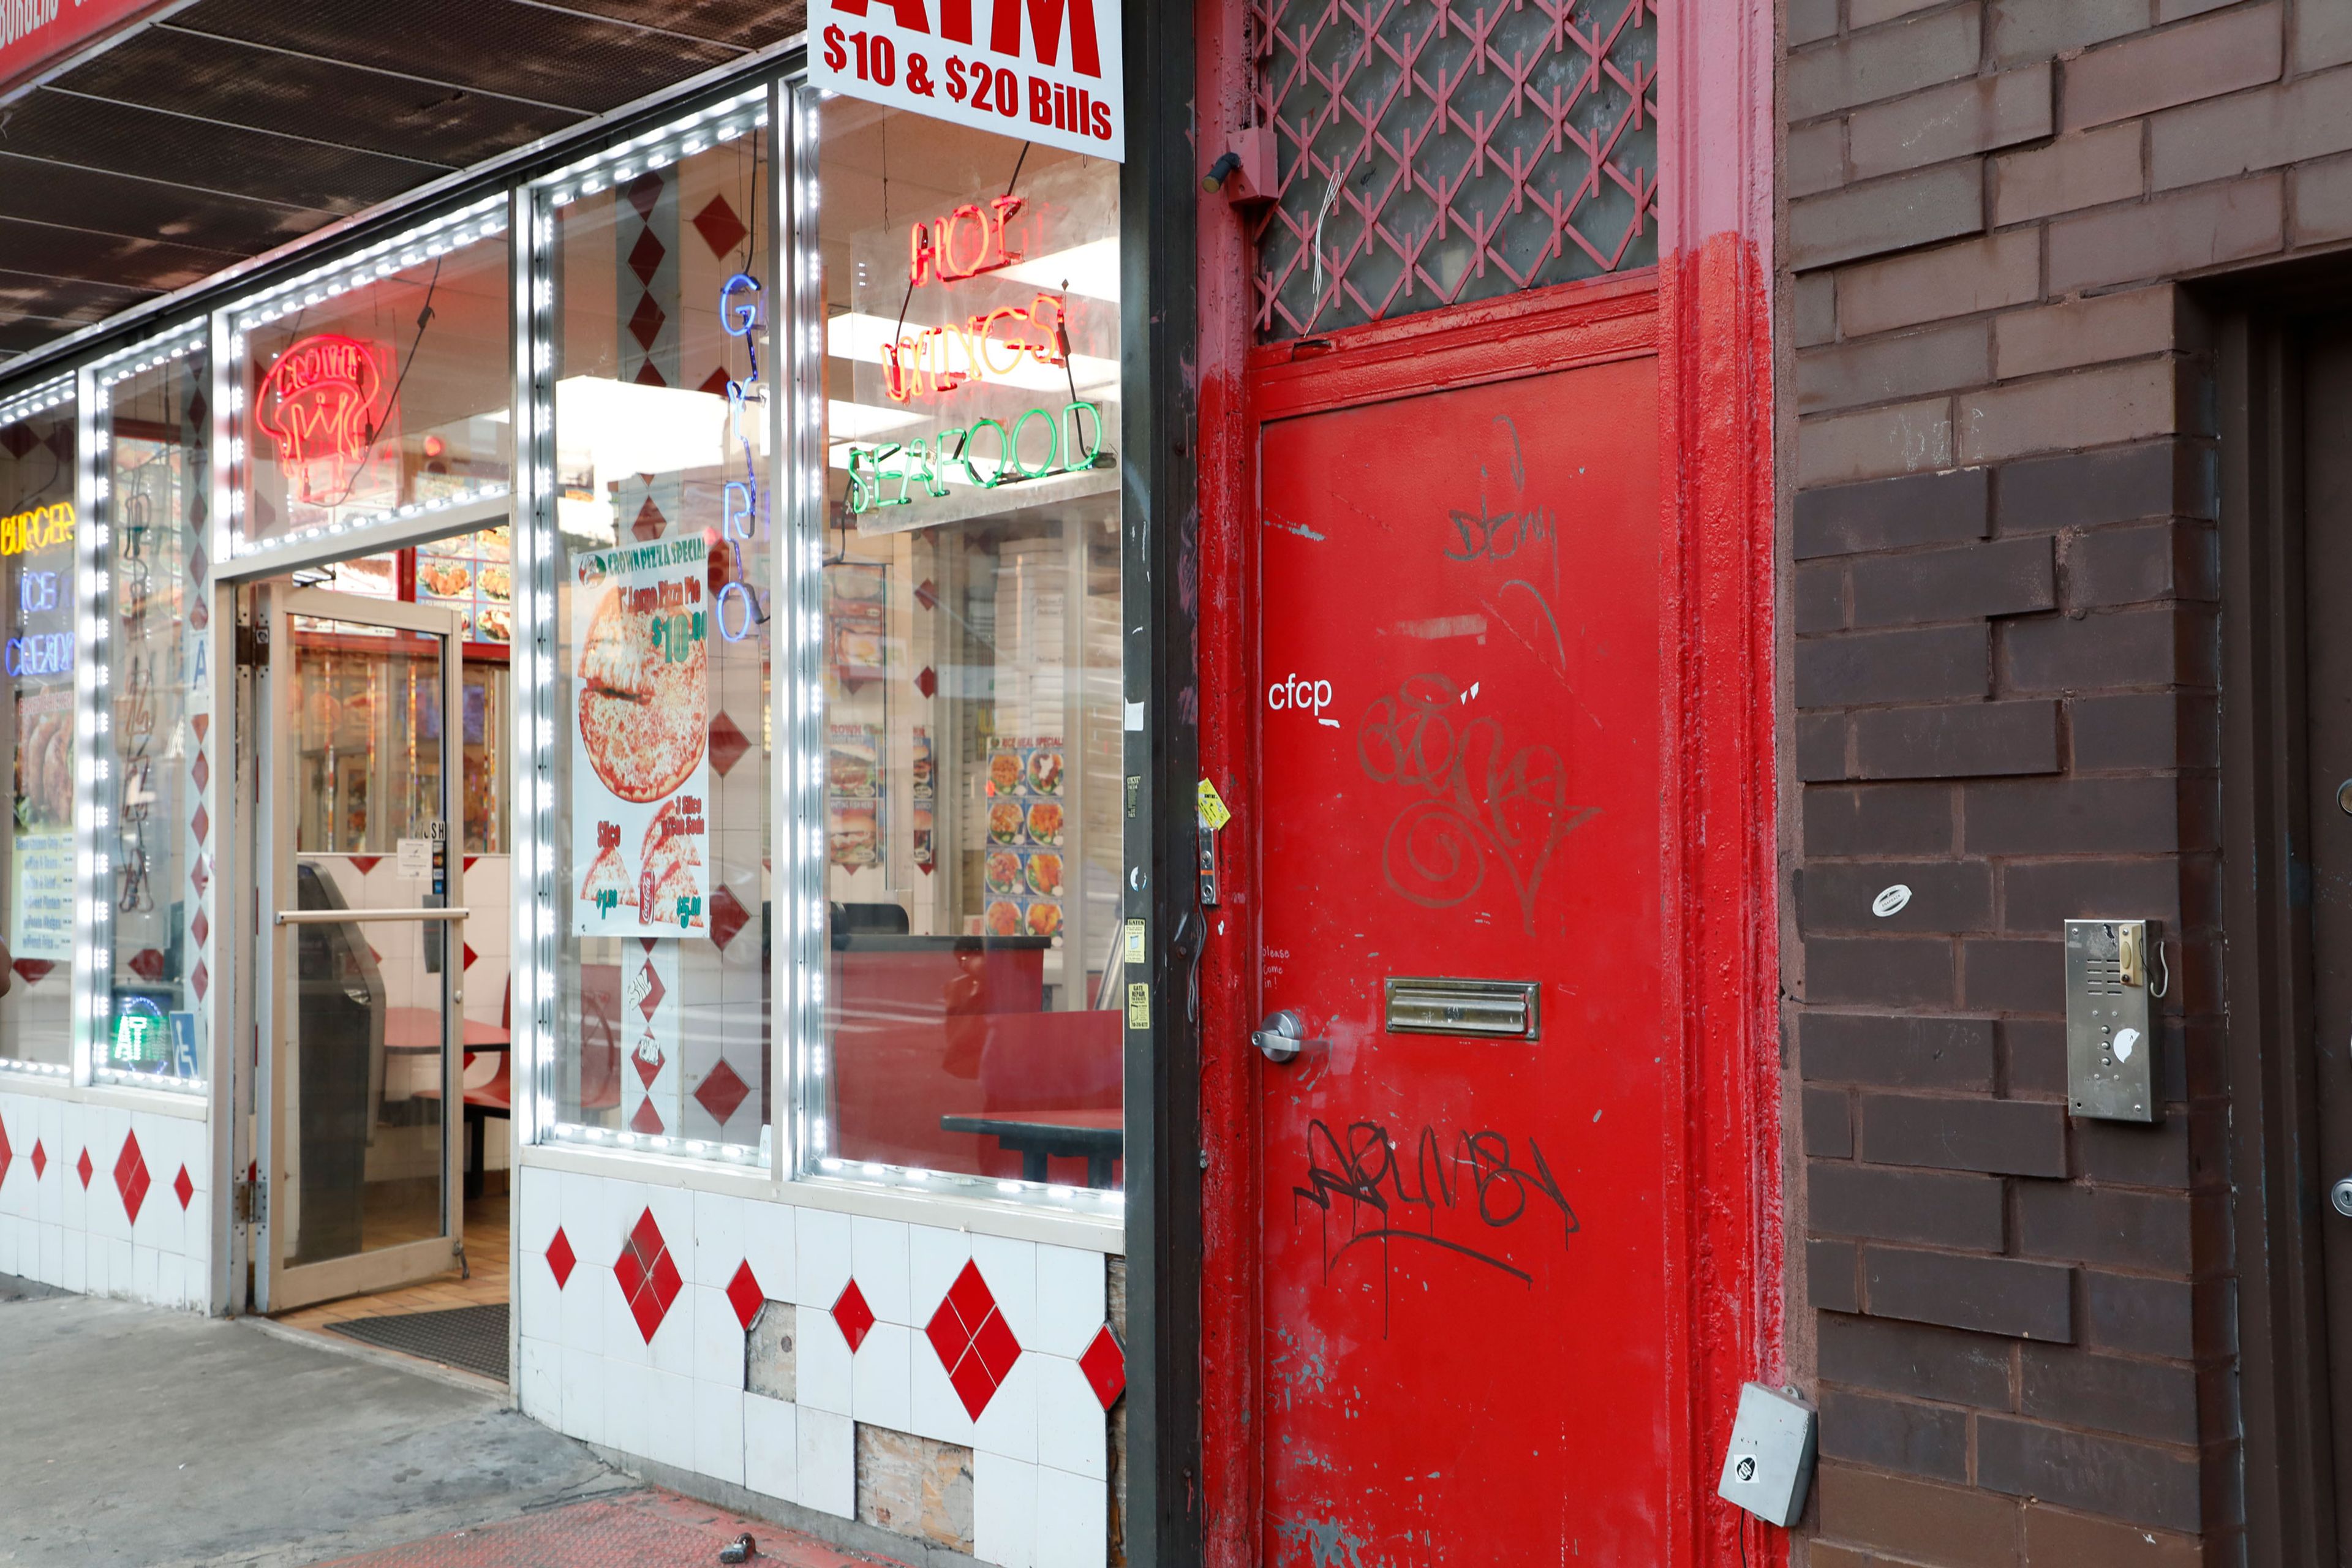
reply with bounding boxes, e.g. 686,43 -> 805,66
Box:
1782,0 -> 2352,1561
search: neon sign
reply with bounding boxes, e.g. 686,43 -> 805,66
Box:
845,399 -> 1104,514
908,197 -> 1025,285
716,271 -> 768,645
0,500 -> 72,556
256,333 -> 396,505
884,292 -> 1069,402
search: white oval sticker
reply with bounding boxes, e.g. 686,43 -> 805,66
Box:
2114,1027 -> 2139,1063
1871,884 -> 1912,918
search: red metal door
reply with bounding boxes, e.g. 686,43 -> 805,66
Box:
1253,352 -> 1667,1562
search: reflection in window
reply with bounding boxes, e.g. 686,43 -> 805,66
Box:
0,382 -> 75,1073
93,342 -> 213,1087
541,118 -> 774,1163
811,98 -> 1125,1199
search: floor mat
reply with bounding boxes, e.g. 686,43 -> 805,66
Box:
324,1303 -> 508,1381
310,1488 -> 894,1567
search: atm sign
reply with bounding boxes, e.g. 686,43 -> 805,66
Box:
816,0 -> 1123,162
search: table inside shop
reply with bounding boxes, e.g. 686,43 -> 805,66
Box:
396,1009 -> 513,1201
940,1109 -> 1124,1188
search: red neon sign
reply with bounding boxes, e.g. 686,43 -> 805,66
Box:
256,334 -> 397,505
908,197 -> 1025,287
883,293 -> 1069,403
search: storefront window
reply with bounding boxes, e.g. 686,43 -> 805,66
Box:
805,97 -> 1125,1198
89,333 -> 214,1088
229,199 -> 510,566
0,378 -> 76,1075
537,100 -> 774,1162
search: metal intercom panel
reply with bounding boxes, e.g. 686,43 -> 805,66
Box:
2066,919 -> 2162,1123
1717,1382 -> 1817,1528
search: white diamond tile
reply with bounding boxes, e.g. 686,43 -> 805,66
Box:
694,1379 -> 747,1488
560,1344 -> 606,1448
646,1368 -> 698,1473
693,1190 -> 744,1292
603,1357 -> 656,1458
520,1166 -> 560,1248
909,1223 -> 971,1323
794,1207 -> 851,1309
972,1235 -> 1039,1346
690,1283 -> 745,1387
742,1196 -> 796,1306
972,1348 -> 1039,1463
797,1292 -> 854,1415
1033,1245 -> 1105,1359
561,1172 -> 606,1252
561,1261 -> 607,1359
647,1275 -> 696,1379
851,1215 -> 911,1325
911,1324 -> 979,1447
520,1336 -> 562,1427
1035,1355 -> 1108,1480
601,1268 -> 652,1368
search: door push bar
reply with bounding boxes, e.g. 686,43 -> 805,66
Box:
274,907 -> 471,925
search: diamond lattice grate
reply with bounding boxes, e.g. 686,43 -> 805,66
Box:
1250,0 -> 1659,340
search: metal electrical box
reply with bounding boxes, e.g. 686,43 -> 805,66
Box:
1716,1382 -> 1817,1528
2066,919 -> 2163,1123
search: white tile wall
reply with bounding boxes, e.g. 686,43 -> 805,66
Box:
0,1088 -> 209,1312
515,1166 -> 1117,1568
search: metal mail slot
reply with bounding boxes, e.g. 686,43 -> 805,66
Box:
1382,977 -> 1540,1041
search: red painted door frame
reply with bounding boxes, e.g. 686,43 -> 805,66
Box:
1188,0 -> 1777,1559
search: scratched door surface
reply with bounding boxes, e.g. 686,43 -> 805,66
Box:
1256,357 -> 1666,1564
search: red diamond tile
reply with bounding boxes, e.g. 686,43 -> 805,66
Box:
190,962 -> 208,1001
699,366 -> 733,398
192,714 -> 209,742
708,884 -> 749,952
834,1279 -> 876,1353
638,964 -> 666,1021
913,578 -> 938,611
173,1164 -> 194,1210
548,1227 -> 577,1289
189,859 -> 209,898
12,958 -> 53,988
628,1097 -> 666,1136
190,752 -> 209,791
628,293 -> 668,353
0,1115 -> 12,1186
347,855 -> 382,876
190,803 -> 208,843
464,855 -> 479,873
31,1140 -> 47,1180
190,910 -> 208,948
127,948 -> 165,983
726,1261 -> 764,1330
707,714 -> 751,777
627,227 -> 668,287
692,193 -> 749,260
627,170 -> 665,220
926,1259 -> 1020,1420
113,1131 -> 150,1224
632,361 -> 668,390
914,666 -> 937,699
1080,1325 -> 1126,1409
75,1148 -> 91,1188
633,495 -> 668,542
462,942 -> 478,970
693,1057 -> 750,1126
614,1208 -> 681,1342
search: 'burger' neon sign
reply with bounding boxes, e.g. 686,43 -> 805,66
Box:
256,333 -> 397,505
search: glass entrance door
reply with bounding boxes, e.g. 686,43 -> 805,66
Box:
257,586 -> 467,1313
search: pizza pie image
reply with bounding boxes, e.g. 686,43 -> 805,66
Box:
989,752 -> 1022,793
638,797 -> 706,929
985,850 -> 1022,895
1027,750 -> 1063,794
579,842 -> 631,910
1025,852 -> 1063,897
984,899 -> 1021,937
1025,800 -> 1065,845
577,582 -> 708,802
987,801 -> 1022,844
1025,900 -> 1063,937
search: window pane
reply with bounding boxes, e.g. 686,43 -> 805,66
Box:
236,221 -> 511,556
0,388 -> 75,1071
97,348 -> 213,1085
545,126 -> 773,1159
812,99 -> 1125,1193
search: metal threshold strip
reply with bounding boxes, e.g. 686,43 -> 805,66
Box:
275,908 -> 470,925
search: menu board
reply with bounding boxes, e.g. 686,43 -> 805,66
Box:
10,829 -> 70,962
570,535 -> 711,938
977,735 -> 1065,939
418,527 -> 514,644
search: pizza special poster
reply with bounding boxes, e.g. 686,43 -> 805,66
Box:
570,536 -> 714,939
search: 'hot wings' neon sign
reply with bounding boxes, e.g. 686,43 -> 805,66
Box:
256,333 -> 396,505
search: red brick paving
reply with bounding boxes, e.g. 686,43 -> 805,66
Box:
311,1488 -> 911,1567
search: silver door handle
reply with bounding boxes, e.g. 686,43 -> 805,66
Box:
1252,1008 -> 1326,1065
2333,1177 -> 2352,1218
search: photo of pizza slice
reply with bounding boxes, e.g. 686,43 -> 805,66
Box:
577,581 -> 709,802
579,842 -> 631,911
638,797 -> 706,929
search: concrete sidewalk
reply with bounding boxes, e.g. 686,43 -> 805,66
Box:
0,1281 -> 902,1568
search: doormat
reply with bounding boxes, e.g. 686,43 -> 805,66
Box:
326,1303 -> 508,1382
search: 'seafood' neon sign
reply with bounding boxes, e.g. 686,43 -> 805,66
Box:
257,333 -> 396,505
846,400 -> 1104,514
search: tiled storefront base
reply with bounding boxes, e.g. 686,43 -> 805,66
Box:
0,1087 -> 211,1308
513,1167 -> 1119,1568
